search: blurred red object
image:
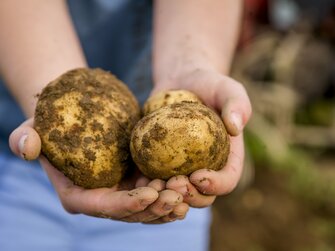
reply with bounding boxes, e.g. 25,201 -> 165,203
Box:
240,0 -> 269,47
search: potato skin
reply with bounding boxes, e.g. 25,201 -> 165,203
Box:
143,90 -> 202,115
130,102 -> 230,180
34,68 -> 140,189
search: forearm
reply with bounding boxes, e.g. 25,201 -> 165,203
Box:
0,0 -> 86,117
153,0 -> 242,85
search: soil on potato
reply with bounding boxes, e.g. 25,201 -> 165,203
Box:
34,68 -> 140,188
210,157 -> 335,251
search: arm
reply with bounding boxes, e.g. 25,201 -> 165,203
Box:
3,0 -> 187,223
0,0 -> 86,117
152,0 -> 252,207
154,0 -> 251,135
154,0 -> 241,81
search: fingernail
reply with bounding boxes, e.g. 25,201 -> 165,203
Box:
18,134 -> 28,159
230,112 -> 243,134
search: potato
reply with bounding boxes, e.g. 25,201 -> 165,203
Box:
130,90 -> 230,180
143,89 -> 202,115
34,68 -> 140,189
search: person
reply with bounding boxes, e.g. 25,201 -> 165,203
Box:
0,0 -> 252,250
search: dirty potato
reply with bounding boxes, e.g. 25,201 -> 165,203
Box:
130,95 -> 230,180
143,89 -> 202,115
34,68 -> 140,189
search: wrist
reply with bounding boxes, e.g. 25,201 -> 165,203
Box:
0,0 -> 87,118
153,59 -> 222,94
153,0 -> 240,89
153,41 -> 233,91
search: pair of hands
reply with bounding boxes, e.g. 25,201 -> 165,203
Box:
9,68 -> 251,224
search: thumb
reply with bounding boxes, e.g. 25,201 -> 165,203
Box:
8,118 -> 41,160
216,76 -> 252,136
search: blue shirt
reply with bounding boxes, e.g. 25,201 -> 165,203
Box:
0,1 -> 211,250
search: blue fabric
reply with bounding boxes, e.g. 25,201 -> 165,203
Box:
0,83 -> 25,151
68,0 -> 153,104
0,1 -> 211,250
0,154 -> 211,251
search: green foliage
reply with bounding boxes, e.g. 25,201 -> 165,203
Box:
245,125 -> 335,213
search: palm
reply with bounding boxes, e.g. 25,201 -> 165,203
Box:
152,69 -> 251,206
10,118 -> 188,223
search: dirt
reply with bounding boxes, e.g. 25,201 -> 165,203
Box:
131,102 -> 230,180
34,68 -> 141,189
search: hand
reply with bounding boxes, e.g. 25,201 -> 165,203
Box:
152,68 -> 252,208
9,119 -> 189,224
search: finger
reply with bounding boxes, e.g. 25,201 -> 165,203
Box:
217,76 -> 252,136
9,118 -> 41,160
166,175 -> 216,208
121,189 -> 182,223
167,202 -> 189,221
40,157 -> 159,218
171,69 -> 252,136
170,202 -> 189,220
147,179 -> 166,192
135,177 -> 165,192
189,134 -> 244,195
144,202 -> 189,224
135,175 -> 151,188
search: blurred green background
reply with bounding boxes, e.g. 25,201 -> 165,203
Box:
210,1 -> 335,250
